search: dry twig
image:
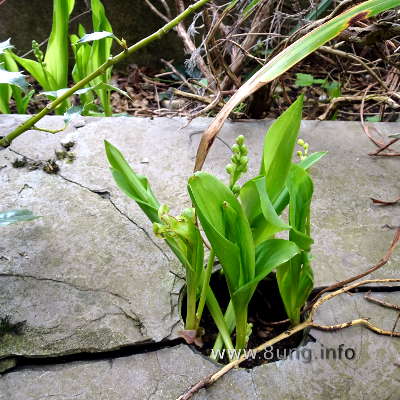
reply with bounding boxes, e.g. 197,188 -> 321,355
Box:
176,278 -> 400,400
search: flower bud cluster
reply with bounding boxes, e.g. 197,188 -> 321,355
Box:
226,135 -> 248,193
296,138 -> 309,161
32,40 -> 45,64
153,205 -> 197,249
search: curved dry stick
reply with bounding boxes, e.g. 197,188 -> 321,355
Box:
176,278 -> 400,400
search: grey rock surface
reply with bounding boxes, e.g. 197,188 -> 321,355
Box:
0,294 -> 398,399
0,115 -> 399,397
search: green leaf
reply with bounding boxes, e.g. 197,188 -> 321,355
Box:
0,68 -> 29,91
0,39 -> 13,55
104,140 -> 160,223
76,31 -> 116,44
274,151 -> 325,216
261,95 -> 303,203
366,115 -> 381,122
12,54 -> 57,90
41,87 -> 94,99
44,0 -> 75,88
63,105 -> 83,124
294,73 -> 314,87
276,253 -> 313,324
243,0 -> 262,16
234,239 -> 300,296
389,133 -> 400,138
188,172 -> 255,295
0,209 -> 40,226
287,164 -> 313,233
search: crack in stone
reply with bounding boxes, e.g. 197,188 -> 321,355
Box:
0,272 -> 146,337
56,173 -> 170,261
7,147 -> 170,261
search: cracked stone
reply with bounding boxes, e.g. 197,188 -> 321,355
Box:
0,294 -> 399,399
0,116 -> 399,392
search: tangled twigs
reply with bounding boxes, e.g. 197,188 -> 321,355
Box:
369,138 -> 400,156
176,279 -> 400,400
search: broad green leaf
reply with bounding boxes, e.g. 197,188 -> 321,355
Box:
12,54 -> 57,90
234,239 -> 300,296
261,95 -> 303,203
104,140 -> 160,223
188,171 -> 255,295
276,253 -> 313,324
0,209 -> 40,226
241,175 -> 290,245
274,152 -> 326,217
287,164 -> 313,233
76,31 -> 116,44
89,0 -> 114,115
389,133 -> 400,139
18,89 -> 35,114
0,83 -> 11,113
0,39 -> 13,55
44,0 -> 75,88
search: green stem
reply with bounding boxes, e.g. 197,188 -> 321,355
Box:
235,308 -> 248,352
211,300 -> 235,356
206,288 -> 235,359
195,249 -> 215,327
185,273 -> 197,330
32,125 -> 66,134
0,0 -> 211,147
102,89 -> 112,117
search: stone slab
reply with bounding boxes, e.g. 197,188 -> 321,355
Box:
0,293 -> 398,399
0,115 -> 399,371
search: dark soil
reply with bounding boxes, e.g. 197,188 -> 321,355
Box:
182,272 -> 310,368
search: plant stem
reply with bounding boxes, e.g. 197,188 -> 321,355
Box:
206,289 -> 235,355
0,0 -> 211,148
185,272 -> 198,330
211,300 -> 235,357
195,249 -> 215,327
235,308 -> 248,352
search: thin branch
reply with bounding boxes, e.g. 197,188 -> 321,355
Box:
0,0 -> 212,148
364,292 -> 400,310
144,0 -> 170,23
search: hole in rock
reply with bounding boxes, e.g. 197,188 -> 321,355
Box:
181,271 -> 310,368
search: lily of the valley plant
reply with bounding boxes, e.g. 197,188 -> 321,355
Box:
105,95 -> 326,356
